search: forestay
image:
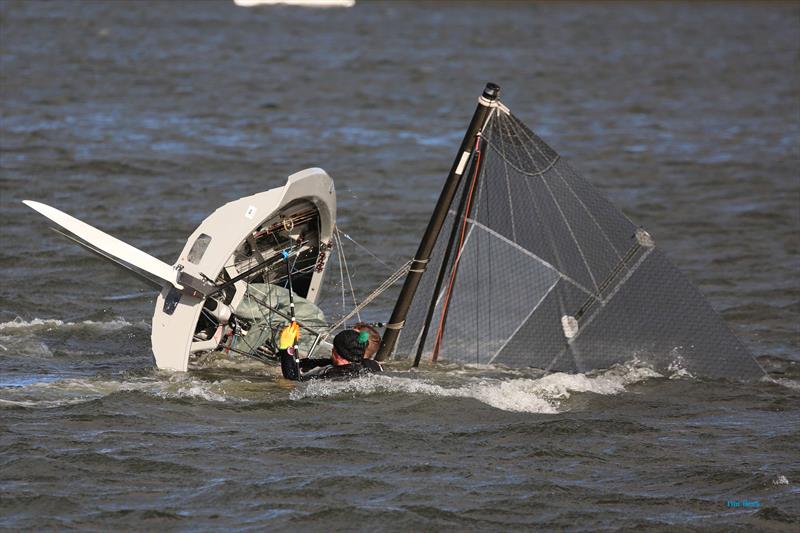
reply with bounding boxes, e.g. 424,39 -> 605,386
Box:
396,94 -> 764,380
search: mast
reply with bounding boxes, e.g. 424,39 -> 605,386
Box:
375,82 -> 500,362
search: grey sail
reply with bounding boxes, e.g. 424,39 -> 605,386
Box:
397,107 -> 764,380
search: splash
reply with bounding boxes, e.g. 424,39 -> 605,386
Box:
667,351 -> 695,379
772,474 -> 790,486
290,363 -> 662,414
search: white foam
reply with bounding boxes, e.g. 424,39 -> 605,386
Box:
772,474 -> 789,486
0,318 -> 65,329
291,364 -> 661,414
0,374 -> 238,407
767,377 -> 800,391
0,397 -> 94,408
0,316 -> 142,332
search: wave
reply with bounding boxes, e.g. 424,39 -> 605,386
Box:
0,360 -> 663,412
7,358 -> 787,413
0,317 -> 146,332
290,362 -> 662,414
0,373 -> 242,408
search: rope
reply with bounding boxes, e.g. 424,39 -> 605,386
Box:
281,249 -> 300,360
335,231 -> 361,323
324,259 -> 412,337
336,228 -> 395,271
334,231 -> 347,318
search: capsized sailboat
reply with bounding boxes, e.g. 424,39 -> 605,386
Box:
376,83 -> 765,381
24,84 -> 764,381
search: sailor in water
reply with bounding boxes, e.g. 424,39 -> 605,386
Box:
353,322 -> 381,359
278,323 -> 382,381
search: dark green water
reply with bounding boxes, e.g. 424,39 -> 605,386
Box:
1,1 -> 798,531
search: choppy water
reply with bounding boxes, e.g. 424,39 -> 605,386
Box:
1,1 -> 798,531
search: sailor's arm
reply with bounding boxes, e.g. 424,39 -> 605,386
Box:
277,322 -> 302,381
279,350 -> 301,381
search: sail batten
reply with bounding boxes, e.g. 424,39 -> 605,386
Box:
396,93 -> 764,380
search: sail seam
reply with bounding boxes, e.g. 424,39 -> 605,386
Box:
452,215 -> 597,299
487,276 -> 560,365
508,114 -> 629,272
497,120 -> 519,242
483,138 -> 560,177
546,246 -> 655,373
569,246 -> 654,343
553,168 -> 628,266
506,116 -> 602,294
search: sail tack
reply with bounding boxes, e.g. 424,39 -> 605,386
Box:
398,106 -> 763,380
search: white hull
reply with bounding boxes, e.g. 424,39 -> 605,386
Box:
152,168 -> 336,371
26,168 -> 336,372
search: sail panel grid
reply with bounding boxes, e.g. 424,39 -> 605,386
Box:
397,106 -> 763,380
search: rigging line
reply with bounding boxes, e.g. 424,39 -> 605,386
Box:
252,211 -> 319,239
324,260 -> 412,337
282,248 -> 300,359
270,264 -> 317,285
335,228 -> 360,312
333,231 -> 346,320
224,343 -> 271,362
469,125 -> 490,365
244,289 -> 325,338
411,135 -> 488,365
286,250 -> 300,289
475,201 -> 480,365
335,231 -> 360,323
336,229 -> 362,323
210,241 -> 309,297
507,114 -> 627,267
413,163 -> 478,366
336,227 -> 395,271
505,115 -> 602,295
497,111 -> 518,242
200,307 -> 220,327
431,135 -> 483,363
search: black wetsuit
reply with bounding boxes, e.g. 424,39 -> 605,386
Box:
279,351 -> 382,381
